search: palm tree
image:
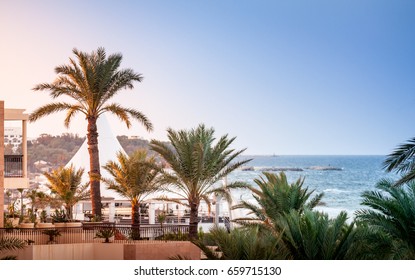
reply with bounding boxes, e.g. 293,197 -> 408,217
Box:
102,150 -> 160,238
278,210 -> 357,260
194,226 -> 290,260
29,47 -> 153,217
355,178 -> 415,259
0,237 -> 26,260
25,188 -> 52,213
44,165 -> 90,221
150,124 -> 250,239
232,172 -> 323,231
383,136 -> 415,185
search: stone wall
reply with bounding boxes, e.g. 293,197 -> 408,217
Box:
15,241 -> 201,260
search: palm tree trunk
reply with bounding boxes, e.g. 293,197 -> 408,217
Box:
66,205 -> 72,221
132,201 -> 140,226
87,116 -> 102,218
189,201 -> 199,239
131,201 -> 140,240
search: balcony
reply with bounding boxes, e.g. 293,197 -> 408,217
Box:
3,154 -> 29,189
4,155 -> 23,177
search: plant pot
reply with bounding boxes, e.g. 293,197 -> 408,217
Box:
66,222 -> 82,227
37,223 -> 55,229
19,223 -> 35,228
53,222 -> 66,228
82,221 -> 104,229
8,218 -> 20,227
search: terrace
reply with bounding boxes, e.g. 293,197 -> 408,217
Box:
0,223 -> 190,245
0,223 -> 201,260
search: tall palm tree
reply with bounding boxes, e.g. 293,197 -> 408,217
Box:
355,178 -> 415,259
150,124 -> 250,239
102,150 -> 160,236
232,171 -> 323,231
44,165 -> 90,221
29,47 -> 153,217
383,136 -> 415,185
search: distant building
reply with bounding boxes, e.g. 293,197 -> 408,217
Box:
4,127 -> 22,152
0,101 -> 29,227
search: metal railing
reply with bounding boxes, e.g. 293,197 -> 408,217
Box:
4,155 -> 23,177
0,224 -> 190,245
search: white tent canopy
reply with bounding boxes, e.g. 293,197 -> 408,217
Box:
65,114 -> 127,200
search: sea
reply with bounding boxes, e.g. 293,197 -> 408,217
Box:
225,155 -> 399,219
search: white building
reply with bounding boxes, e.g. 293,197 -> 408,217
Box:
4,127 -> 22,152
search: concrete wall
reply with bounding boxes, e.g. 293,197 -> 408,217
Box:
0,100 -> 4,228
124,241 -> 201,260
16,241 -> 201,260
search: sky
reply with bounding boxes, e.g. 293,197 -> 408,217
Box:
1,0 -> 415,155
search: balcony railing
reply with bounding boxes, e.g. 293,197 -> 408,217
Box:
0,224 -> 190,245
4,155 -> 23,177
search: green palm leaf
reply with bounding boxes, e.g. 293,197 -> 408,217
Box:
355,178 -> 415,259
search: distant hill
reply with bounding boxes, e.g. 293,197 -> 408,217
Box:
27,133 -> 170,172
28,133 -> 85,171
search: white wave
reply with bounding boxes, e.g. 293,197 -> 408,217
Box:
323,188 -> 349,194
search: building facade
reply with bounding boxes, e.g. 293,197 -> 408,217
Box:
1,101 -> 29,228
1,101 -> 4,227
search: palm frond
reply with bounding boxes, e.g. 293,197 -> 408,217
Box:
29,102 -> 84,123
100,103 -> 153,131
355,177 -> 415,258
384,137 -> 415,174
0,237 -> 26,254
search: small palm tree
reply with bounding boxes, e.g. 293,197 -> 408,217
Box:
29,47 -> 153,217
232,172 -> 323,231
25,188 -> 52,214
0,237 -> 26,260
355,178 -> 415,259
150,124 -> 250,239
102,150 -> 160,238
278,210 -> 357,260
94,228 -> 115,243
44,165 -> 90,221
194,226 -> 290,260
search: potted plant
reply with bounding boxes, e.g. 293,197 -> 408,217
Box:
37,210 -> 54,228
19,218 -> 35,228
42,229 -> 61,244
6,213 -> 19,228
51,209 -> 68,228
82,215 -> 104,229
19,209 -> 37,228
94,228 -> 115,243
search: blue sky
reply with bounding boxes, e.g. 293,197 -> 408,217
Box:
1,0 -> 415,155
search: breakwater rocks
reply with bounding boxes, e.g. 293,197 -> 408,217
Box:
307,166 -> 343,171
261,167 -> 304,172
240,166 -> 343,172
